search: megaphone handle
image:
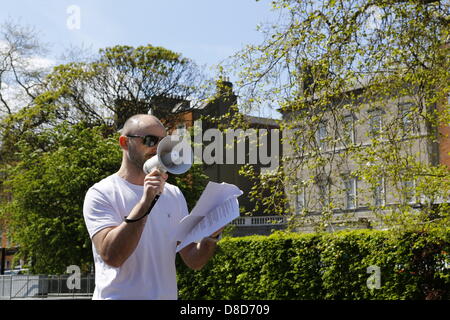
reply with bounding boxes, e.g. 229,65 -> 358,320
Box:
124,194 -> 161,223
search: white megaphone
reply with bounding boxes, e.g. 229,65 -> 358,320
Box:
124,136 -> 193,223
125,135 -> 193,223
143,135 -> 193,175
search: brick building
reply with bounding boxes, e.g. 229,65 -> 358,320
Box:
282,83 -> 449,232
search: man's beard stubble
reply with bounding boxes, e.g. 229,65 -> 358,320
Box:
127,143 -> 156,172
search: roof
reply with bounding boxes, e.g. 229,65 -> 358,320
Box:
244,115 -> 279,127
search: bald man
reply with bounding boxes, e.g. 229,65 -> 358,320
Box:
83,114 -> 221,300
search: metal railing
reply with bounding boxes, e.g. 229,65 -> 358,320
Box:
0,274 -> 94,300
231,215 -> 287,227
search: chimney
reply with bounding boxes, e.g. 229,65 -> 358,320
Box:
216,77 -> 234,96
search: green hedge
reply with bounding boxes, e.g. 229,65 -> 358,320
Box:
176,229 -> 450,300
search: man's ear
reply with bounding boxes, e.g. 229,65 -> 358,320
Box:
119,135 -> 128,150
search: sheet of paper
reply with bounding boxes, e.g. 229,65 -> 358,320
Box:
175,182 -> 243,252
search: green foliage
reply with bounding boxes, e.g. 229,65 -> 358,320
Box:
0,123 -> 121,273
223,0 -> 450,231
240,164 -> 288,216
0,43 -> 206,163
176,229 -> 450,300
0,120 -> 210,273
168,164 -> 209,212
0,40 -> 210,274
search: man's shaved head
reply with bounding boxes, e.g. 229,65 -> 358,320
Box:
118,114 -> 167,172
121,114 -> 166,137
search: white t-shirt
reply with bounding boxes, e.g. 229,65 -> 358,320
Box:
83,173 -> 189,300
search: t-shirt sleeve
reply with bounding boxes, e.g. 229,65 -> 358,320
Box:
83,186 -> 122,239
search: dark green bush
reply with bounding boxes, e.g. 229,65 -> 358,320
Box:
176,229 -> 450,300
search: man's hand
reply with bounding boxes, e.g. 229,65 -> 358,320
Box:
142,169 -> 168,203
179,226 -> 225,271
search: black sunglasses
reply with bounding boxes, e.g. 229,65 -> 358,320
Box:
126,134 -> 164,147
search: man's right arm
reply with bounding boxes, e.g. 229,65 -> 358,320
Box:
92,199 -> 151,268
91,170 -> 167,268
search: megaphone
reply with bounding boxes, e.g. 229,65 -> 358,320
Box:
124,135 -> 193,223
143,135 -> 193,175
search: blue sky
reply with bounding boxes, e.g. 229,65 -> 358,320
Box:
0,0 -> 277,72
0,0 -> 281,118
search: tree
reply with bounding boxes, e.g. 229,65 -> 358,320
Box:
0,121 -> 208,274
225,0 -> 450,231
0,123 -> 121,273
37,44 -> 207,129
0,31 -> 211,272
0,20 -> 51,117
0,43 -> 209,163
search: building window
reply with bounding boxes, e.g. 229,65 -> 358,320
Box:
402,179 -> 416,204
373,178 -> 385,206
316,121 -> 328,150
399,103 -> 416,135
343,114 -> 356,145
296,190 -> 305,213
344,177 -> 357,210
369,110 -> 383,138
316,176 -> 330,209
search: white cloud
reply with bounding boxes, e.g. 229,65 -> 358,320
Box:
0,39 -> 9,51
0,82 -> 29,115
26,55 -> 55,70
0,44 -> 55,115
